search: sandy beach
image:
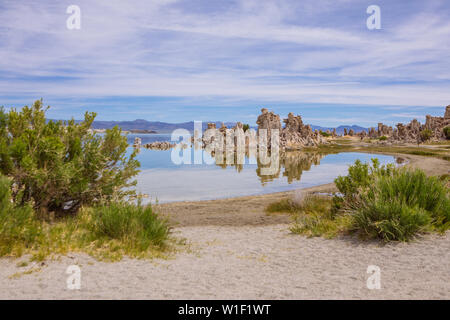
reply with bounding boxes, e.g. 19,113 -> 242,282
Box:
1,224 -> 449,299
1,153 -> 449,299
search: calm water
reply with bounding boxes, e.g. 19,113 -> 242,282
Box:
126,134 -> 395,203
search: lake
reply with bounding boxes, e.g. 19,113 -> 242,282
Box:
126,134 -> 396,203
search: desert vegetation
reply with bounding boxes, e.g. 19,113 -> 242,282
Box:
319,130 -> 331,137
268,159 -> 450,241
0,101 -> 171,261
419,129 -> 433,143
444,126 -> 450,140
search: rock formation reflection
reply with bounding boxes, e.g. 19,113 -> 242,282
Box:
207,148 -> 326,186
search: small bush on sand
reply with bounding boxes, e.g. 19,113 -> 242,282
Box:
333,159 -> 395,211
378,136 -> 387,141
289,196 -> 351,238
336,160 -> 449,241
266,192 -> 351,238
266,190 -> 330,214
265,198 -> 297,213
88,202 -> 170,251
268,159 -> 450,242
0,197 -> 171,261
349,169 -> 449,241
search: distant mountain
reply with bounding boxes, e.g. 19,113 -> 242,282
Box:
311,125 -> 368,135
335,125 -> 368,134
50,119 -> 241,133
50,119 -> 367,134
91,120 -> 241,133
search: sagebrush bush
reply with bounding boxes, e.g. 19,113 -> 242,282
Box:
273,159 -> 450,242
333,159 -> 395,211
334,160 -> 450,241
0,101 -> 173,261
350,169 -> 449,240
0,100 -> 140,216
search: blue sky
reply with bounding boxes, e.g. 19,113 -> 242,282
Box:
0,0 -> 449,126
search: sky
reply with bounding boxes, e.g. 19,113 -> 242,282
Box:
0,0 -> 449,127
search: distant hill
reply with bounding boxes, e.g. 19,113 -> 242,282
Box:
311,125 -> 368,135
50,119 -> 367,134
50,119 -> 241,133
90,120 -> 240,133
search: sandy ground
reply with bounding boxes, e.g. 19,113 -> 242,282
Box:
158,183 -> 337,227
1,153 -> 449,299
1,224 -> 449,299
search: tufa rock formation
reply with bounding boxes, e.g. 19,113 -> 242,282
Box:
256,108 -> 282,145
143,141 -> 176,150
366,105 -> 450,143
202,108 -> 328,151
133,137 -> 142,147
280,113 -> 325,149
257,109 -> 326,150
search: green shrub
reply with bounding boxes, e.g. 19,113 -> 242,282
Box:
0,102 -> 173,261
0,184 -> 171,260
444,126 -> 450,140
350,169 -> 449,241
334,159 -> 395,208
379,136 -> 387,141
420,129 -> 433,142
280,159 -> 450,242
351,198 -> 432,241
243,124 -> 250,132
0,175 -> 42,256
88,202 -> 170,250
334,159 -> 450,241
0,100 -> 140,216
320,130 -> 331,137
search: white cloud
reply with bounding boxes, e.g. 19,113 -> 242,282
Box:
0,0 -> 449,109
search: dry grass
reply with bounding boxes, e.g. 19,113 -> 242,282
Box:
266,191 -> 351,239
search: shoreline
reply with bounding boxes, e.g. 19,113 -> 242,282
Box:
158,152 -> 449,227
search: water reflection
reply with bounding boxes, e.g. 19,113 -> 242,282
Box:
206,148 -> 326,185
131,143 -> 395,203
